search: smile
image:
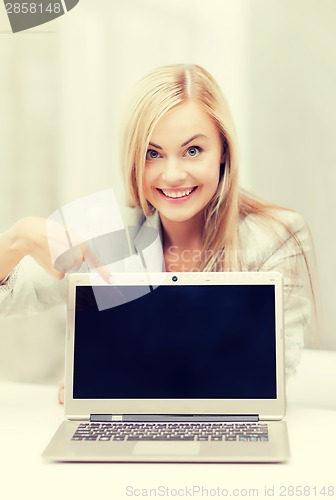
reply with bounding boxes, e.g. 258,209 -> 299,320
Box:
158,187 -> 198,199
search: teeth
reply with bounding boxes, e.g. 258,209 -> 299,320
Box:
161,188 -> 193,199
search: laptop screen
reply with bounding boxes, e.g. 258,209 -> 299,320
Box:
73,284 -> 277,400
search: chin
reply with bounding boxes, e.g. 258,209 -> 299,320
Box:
158,207 -> 205,224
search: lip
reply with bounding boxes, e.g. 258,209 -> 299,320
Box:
156,186 -> 198,203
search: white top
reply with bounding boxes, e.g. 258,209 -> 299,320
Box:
0,208 -> 317,378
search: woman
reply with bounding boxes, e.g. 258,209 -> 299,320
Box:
0,64 -> 317,400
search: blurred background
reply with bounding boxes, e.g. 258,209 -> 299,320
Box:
0,0 -> 335,384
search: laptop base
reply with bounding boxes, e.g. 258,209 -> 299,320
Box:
42,420 -> 290,463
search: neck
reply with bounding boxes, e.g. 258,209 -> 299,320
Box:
160,212 -> 204,252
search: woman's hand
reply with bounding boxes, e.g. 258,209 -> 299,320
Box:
7,217 -> 66,279
4,216 -> 94,279
58,379 -> 65,405
1,215 -> 112,285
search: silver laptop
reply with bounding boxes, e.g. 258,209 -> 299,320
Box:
42,271 -> 290,462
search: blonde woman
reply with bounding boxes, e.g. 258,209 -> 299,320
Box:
0,64 -> 317,401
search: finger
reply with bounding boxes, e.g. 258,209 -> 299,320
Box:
58,380 -> 64,405
36,252 -> 66,279
53,246 -> 84,274
82,244 -> 112,283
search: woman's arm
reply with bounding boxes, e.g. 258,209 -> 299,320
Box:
257,213 -> 318,377
0,217 -> 65,282
0,217 -> 68,316
240,210 -> 318,379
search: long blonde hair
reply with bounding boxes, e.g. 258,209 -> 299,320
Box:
121,64 -> 312,275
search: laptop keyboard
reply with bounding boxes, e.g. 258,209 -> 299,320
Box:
71,422 -> 269,442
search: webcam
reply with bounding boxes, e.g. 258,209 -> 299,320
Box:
172,276 -> 178,282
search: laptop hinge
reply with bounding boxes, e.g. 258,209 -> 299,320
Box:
90,414 -> 259,423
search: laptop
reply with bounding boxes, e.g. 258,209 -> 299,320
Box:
42,271 -> 290,462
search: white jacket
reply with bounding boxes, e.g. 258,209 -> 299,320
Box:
0,208 -> 316,378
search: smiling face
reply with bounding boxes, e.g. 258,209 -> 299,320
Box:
143,100 -> 224,225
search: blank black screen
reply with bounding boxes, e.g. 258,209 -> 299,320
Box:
73,284 -> 277,399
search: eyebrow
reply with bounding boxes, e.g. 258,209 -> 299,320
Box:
181,134 -> 208,147
148,134 -> 208,150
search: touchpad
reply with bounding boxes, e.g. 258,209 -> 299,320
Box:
133,441 -> 200,456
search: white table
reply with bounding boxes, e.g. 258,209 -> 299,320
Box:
1,349 -> 335,500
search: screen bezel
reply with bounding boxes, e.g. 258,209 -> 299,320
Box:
64,271 -> 285,420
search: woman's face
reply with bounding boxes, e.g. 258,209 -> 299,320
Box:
143,100 -> 223,223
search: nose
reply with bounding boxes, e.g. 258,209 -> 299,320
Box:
161,158 -> 187,185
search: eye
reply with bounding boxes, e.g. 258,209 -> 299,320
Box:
185,146 -> 202,157
146,149 -> 161,160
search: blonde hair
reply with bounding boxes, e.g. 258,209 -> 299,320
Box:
121,64 -> 314,275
